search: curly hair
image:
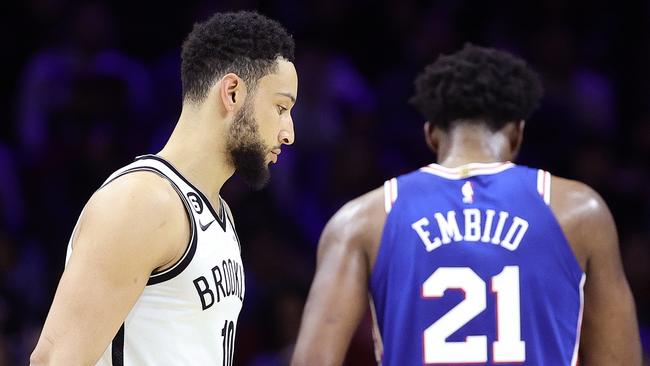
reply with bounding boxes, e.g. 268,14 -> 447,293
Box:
181,11 -> 295,103
409,44 -> 543,130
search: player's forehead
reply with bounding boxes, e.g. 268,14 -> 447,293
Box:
255,58 -> 298,101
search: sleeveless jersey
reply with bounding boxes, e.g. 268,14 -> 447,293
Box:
370,162 -> 585,366
65,154 -> 245,366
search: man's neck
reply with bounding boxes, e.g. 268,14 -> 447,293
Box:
157,110 -> 234,206
436,124 -> 513,168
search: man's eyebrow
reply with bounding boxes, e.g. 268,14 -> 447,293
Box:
276,92 -> 296,103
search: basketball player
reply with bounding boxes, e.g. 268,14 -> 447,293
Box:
30,11 -> 297,365
292,44 -> 641,365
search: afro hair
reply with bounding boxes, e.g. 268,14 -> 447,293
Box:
409,44 -> 543,130
181,11 -> 295,103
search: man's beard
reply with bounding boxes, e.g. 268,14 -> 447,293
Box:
226,103 -> 271,190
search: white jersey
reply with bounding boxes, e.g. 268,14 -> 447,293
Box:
65,154 -> 245,366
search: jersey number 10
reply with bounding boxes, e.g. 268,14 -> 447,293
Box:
221,320 -> 235,366
423,266 -> 526,363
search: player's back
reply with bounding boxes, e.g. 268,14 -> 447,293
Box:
370,162 -> 584,366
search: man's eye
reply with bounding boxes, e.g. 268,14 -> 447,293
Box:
277,105 -> 287,114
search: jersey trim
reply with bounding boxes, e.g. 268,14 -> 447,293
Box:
137,154 -> 227,232
537,169 -> 552,205
530,168 -> 584,283
98,165 -> 199,286
420,161 -> 515,180
147,216 -> 198,285
383,178 -> 398,213
112,323 -> 124,366
570,274 -> 587,366
146,167 -> 198,285
224,206 -> 242,253
369,294 -> 384,365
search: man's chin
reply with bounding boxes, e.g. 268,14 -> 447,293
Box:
247,174 -> 270,191
238,167 -> 270,190
229,146 -> 271,189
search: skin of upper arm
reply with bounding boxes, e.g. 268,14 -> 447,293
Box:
292,188 -> 385,366
30,172 -> 189,366
550,177 -> 641,365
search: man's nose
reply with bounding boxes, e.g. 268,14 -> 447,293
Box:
279,117 -> 294,145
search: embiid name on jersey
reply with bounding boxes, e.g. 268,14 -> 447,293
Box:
411,208 -> 529,252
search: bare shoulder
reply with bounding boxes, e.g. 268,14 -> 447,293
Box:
74,171 -> 189,272
549,175 -> 617,271
550,175 -> 613,229
93,171 -> 180,207
550,177 -> 641,364
29,171 -> 192,365
550,175 -> 606,209
318,186 -> 386,269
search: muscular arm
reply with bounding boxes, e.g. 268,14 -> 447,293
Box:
30,172 -> 189,366
551,177 -> 641,365
292,188 -> 385,366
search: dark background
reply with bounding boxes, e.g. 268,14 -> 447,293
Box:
1,0 -> 649,364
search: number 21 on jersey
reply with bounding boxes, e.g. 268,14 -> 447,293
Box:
422,266 -> 526,363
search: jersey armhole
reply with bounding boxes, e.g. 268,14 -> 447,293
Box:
145,168 -> 197,285
371,179 -> 399,311
368,293 -> 384,365
383,178 -> 398,213
221,197 -> 242,253
101,167 -> 198,285
536,169 -> 552,205
534,169 -> 584,277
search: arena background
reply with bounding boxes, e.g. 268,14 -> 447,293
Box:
1,0 -> 649,364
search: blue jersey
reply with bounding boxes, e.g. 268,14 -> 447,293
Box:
370,162 -> 585,366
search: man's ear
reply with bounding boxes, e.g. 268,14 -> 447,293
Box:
219,73 -> 247,112
423,121 -> 439,154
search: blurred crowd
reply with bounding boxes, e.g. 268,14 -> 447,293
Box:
1,0 -> 649,364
